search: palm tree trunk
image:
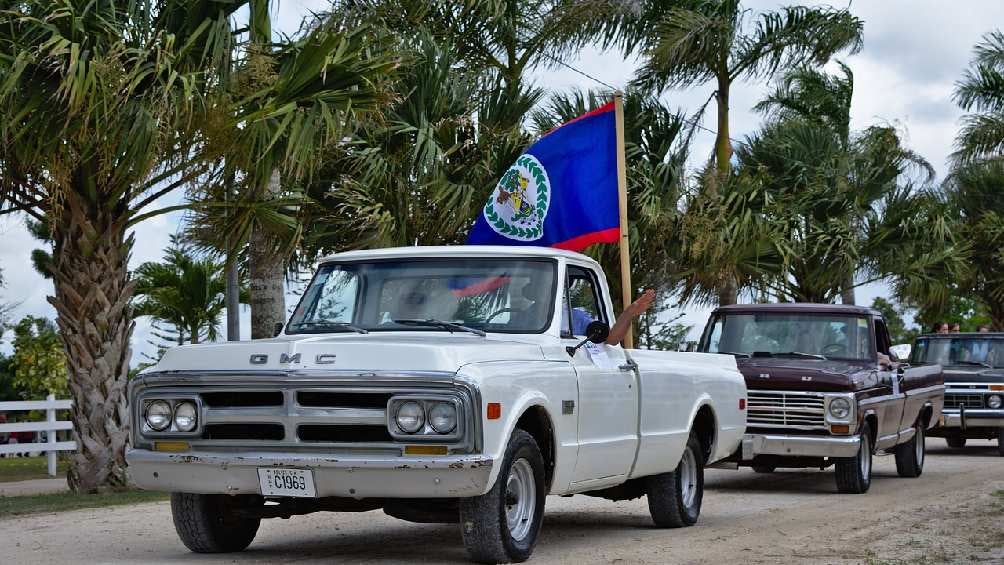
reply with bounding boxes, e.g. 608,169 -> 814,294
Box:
841,271 -> 855,305
49,188 -> 133,492
718,278 -> 738,306
714,79 -> 732,184
249,170 -> 286,339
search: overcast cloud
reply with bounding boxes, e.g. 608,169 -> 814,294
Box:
1,1 -> 1000,362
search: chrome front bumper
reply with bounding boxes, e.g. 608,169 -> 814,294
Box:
127,449 -> 495,498
741,433 -> 861,460
941,409 -> 1004,429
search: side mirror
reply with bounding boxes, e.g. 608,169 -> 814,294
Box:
585,321 -> 610,344
566,321 -> 610,356
274,322 -> 285,337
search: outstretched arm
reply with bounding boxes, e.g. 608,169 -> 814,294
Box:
607,289 -> 657,346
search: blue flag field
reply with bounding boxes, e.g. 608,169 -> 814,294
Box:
467,101 -> 620,251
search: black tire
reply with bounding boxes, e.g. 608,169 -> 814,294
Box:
835,422 -> 872,494
460,429 -> 546,564
170,493 -> 262,553
997,428 -> 1004,457
751,465 -> 776,474
646,433 -> 704,528
946,434 -> 967,449
895,421 -> 925,478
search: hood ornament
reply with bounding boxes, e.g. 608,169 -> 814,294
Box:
758,373 -> 770,379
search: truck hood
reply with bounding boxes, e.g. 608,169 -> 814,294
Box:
736,357 -> 874,392
942,367 -> 1004,384
151,333 -> 546,374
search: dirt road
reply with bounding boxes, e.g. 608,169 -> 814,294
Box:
3,439 -> 1003,564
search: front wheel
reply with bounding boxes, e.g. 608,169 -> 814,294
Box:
646,433 -> 704,527
171,493 -> 262,553
895,421 -> 925,477
834,423 -> 872,494
459,429 -> 546,564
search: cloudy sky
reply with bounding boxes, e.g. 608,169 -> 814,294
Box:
1,0 -> 1000,362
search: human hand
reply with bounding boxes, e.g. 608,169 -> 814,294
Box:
627,288 -> 656,317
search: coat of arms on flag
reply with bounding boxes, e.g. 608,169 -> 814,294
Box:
483,155 -> 551,241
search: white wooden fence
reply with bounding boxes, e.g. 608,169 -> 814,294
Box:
0,394 -> 76,476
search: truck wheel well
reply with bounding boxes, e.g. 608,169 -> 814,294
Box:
918,405 -> 933,428
692,405 -> 716,462
865,414 -> 878,449
515,406 -> 555,491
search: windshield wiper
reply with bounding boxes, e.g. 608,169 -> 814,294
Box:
291,321 -> 368,334
720,351 -> 751,358
956,360 -> 993,369
393,318 -> 486,337
778,351 -> 827,360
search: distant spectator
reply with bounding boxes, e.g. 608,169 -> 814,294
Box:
977,324 -> 991,333
950,323 -> 961,333
934,322 -> 950,334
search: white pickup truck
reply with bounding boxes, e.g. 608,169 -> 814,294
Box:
127,246 -> 746,563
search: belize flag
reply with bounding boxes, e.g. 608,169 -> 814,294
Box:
467,102 -> 619,251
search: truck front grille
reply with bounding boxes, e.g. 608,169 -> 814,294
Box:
944,393 -> 985,411
747,390 -> 827,430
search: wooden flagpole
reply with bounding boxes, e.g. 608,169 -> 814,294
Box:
613,92 -> 633,349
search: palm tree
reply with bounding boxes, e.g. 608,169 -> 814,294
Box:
134,237 -> 245,347
939,160 -> 1004,328
602,0 -> 862,304
188,4 -> 398,339
0,0 -> 242,491
954,30 -> 1004,163
301,31 -> 531,254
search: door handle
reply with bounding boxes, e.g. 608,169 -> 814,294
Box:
618,363 -> 634,372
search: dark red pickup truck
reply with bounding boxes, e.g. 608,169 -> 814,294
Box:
698,303 -> 944,494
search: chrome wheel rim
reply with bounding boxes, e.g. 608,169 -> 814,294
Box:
505,458 -> 536,541
679,446 -> 699,508
860,433 -> 871,478
915,425 -> 924,466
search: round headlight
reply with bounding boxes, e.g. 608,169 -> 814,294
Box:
828,397 -> 851,420
144,400 -> 172,431
988,394 -> 1003,409
428,402 -> 458,434
395,401 -> 425,434
173,401 -> 198,432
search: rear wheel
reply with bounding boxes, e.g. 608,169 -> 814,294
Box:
171,493 -> 261,553
751,465 -> 776,474
946,434 -> 967,449
835,423 -> 872,494
459,429 -> 546,564
895,422 -> 925,477
646,433 -> 704,527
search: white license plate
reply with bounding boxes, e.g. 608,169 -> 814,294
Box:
257,468 -> 317,498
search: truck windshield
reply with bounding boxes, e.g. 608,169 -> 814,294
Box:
287,258 -> 557,334
911,337 -> 1003,368
700,313 -> 873,361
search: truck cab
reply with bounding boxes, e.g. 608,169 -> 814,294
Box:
698,303 -> 943,493
127,246 -> 746,563
910,332 -> 1004,455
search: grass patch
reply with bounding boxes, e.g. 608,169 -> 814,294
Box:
0,456 -> 68,482
0,489 -> 168,519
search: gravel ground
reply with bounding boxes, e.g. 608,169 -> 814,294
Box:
2,439 -> 1003,564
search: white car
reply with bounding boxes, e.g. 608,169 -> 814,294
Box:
127,246 -> 746,563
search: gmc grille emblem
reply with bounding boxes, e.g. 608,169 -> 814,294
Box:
249,354 -> 268,365
279,353 -> 301,364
